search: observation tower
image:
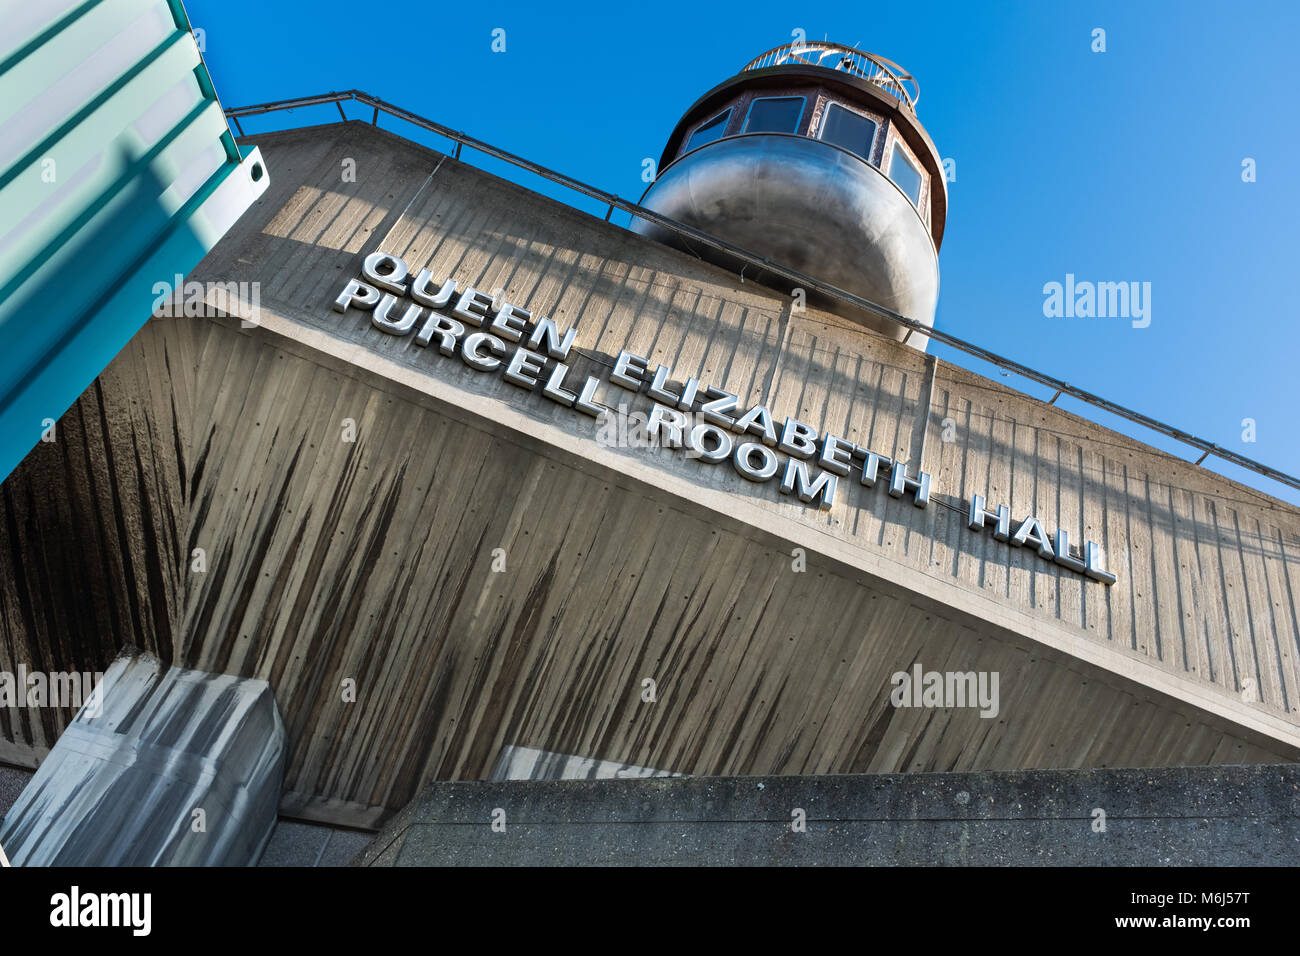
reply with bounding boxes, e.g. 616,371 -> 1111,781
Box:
633,42 -> 945,347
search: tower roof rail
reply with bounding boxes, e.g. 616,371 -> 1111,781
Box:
740,42 -> 920,110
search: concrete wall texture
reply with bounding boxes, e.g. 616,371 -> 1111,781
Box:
358,764 -> 1300,866
1,119 -> 1297,832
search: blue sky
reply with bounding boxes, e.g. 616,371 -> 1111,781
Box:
188,0 -> 1300,503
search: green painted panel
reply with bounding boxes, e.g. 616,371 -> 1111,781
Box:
0,0 -> 268,481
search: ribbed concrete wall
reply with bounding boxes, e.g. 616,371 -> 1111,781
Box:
2,120 -> 1297,830
0,374 -> 183,767
193,121 -> 1300,725
358,764 -> 1300,866
4,316 -> 1288,829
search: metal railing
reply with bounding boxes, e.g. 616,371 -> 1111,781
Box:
222,90 -> 1300,497
741,42 -> 919,111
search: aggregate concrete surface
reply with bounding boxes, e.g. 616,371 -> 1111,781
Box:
357,764 -> 1300,866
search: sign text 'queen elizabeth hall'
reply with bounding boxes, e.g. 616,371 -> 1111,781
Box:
331,253 -> 1116,585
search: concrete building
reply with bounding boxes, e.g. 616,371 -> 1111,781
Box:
2,40 -> 1298,865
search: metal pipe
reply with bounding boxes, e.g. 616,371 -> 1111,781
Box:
221,91 -> 1300,495
225,91 -> 352,117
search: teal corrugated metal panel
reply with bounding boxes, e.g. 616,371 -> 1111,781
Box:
0,0 -> 269,482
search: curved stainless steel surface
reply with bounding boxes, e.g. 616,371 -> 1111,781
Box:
633,134 -> 940,343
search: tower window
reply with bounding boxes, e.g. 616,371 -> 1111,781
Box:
888,143 -> 923,207
743,96 -> 805,134
818,102 -> 878,161
684,109 -> 732,153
